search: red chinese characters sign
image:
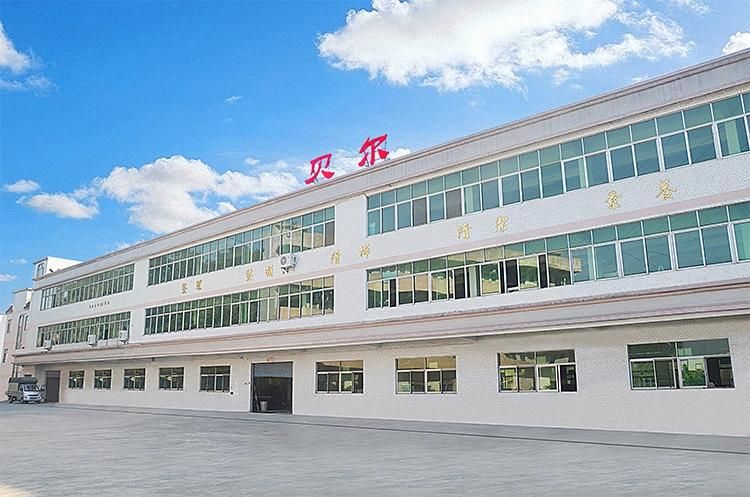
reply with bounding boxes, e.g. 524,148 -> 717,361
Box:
305,134 -> 390,185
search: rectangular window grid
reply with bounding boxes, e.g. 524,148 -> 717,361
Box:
37,312 -> 131,347
145,276 -> 334,335
316,360 -> 364,393
123,368 -> 145,391
40,264 -> 134,311
68,370 -> 85,389
148,207 -> 335,286
366,201 -> 750,310
396,356 -> 457,393
366,92 -> 750,236
200,366 -> 231,392
498,350 -> 577,392
94,369 -> 112,390
159,367 -> 185,390
628,339 -> 734,389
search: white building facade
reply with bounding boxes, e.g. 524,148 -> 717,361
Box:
14,52 -> 750,436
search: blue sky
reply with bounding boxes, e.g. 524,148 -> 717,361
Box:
1,0 -> 748,305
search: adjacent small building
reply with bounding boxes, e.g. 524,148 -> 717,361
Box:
12,51 -> 750,436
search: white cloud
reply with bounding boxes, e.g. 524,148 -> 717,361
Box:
4,179 -> 40,193
0,22 -> 31,72
97,155 -> 302,234
0,22 -> 54,92
225,95 -> 243,104
20,193 -> 98,219
631,74 -> 651,83
9,258 -> 27,265
318,0 -> 691,91
664,0 -> 709,14
0,274 -> 18,283
243,156 -> 260,166
722,32 -> 750,55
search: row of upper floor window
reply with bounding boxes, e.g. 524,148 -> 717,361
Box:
148,206 -> 335,286
365,200 -> 750,309
366,91 -> 750,236
39,265 -> 134,311
36,312 -> 131,347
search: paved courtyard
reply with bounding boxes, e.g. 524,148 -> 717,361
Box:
0,402 -> 748,497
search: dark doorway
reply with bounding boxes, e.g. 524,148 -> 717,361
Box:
45,370 -> 60,403
252,362 -> 292,413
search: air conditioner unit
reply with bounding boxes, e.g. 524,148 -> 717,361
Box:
42,340 -> 52,351
87,334 -> 98,346
118,330 -> 129,343
280,253 -> 298,273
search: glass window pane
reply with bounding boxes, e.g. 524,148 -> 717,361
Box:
481,180 -> 500,210
630,361 -> 656,388
662,133 -> 689,169
631,119 -> 657,141
677,338 -> 730,357
381,190 -> 395,205
594,244 -> 618,279
367,194 -> 380,210
563,158 -> 586,191
397,357 -> 424,369
539,145 -> 560,165
634,140 -> 660,175
560,364 -> 577,392
561,139 -> 583,159
412,197 -> 428,226
706,356 -> 734,388
683,104 -> 712,128
717,118 -> 749,156
712,95 -> 743,120
481,263 -> 500,294
645,235 -> 672,272
734,222 -> 750,261
414,273 -> 429,303
445,172 -> 461,189
675,231 -> 704,268
541,162 -> 563,197
729,201 -> 750,221
571,247 -> 594,283
397,202 -> 411,229
499,368 -> 517,392
687,126 -> 716,163
397,372 -> 411,393
398,276 -> 413,305
607,126 -> 631,147
518,151 -> 539,170
521,170 -> 541,201
428,177 -> 444,194
412,181 -> 427,197
583,133 -> 606,154
445,189 -> 462,219
381,206 -> 395,233
536,350 -> 575,364
429,194 -> 445,222
480,161 -> 499,179
585,153 -> 609,186
519,256 -> 539,289
656,112 -> 684,134
431,271 -> 448,300
410,371 -> 425,393
547,250 -> 570,287
617,221 -> 642,239
461,167 -> 480,185
680,358 -> 706,387
698,206 -> 728,226
670,211 -> 698,230
501,175 -> 521,205
518,367 -> 536,391
610,146 -> 635,181
592,226 -> 616,244
464,184 -> 482,214
654,359 -> 676,388
396,186 -> 411,203
621,239 -> 647,276
499,156 -> 519,176
628,342 -> 676,359
701,226 -> 732,265
537,366 -> 557,391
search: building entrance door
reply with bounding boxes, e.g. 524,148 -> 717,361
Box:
251,362 -> 292,413
45,370 -> 60,403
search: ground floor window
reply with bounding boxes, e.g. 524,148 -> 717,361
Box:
498,350 -> 577,392
124,368 -> 146,391
628,339 -> 734,389
316,360 -> 364,393
159,367 -> 185,390
396,356 -> 456,393
68,370 -> 84,389
200,366 -> 230,392
94,369 -> 112,390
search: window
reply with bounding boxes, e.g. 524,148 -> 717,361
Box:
37,312 -> 131,347
40,265 -> 134,310
200,366 -> 230,392
498,350 -> 576,392
1,349 -> 6,363
94,369 -> 112,390
396,356 -> 456,393
68,370 -> 85,389
628,339 -> 734,389
316,361 -> 364,393
159,367 -> 184,390
123,368 -> 146,391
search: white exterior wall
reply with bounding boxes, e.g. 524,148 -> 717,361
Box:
32,316 -> 748,436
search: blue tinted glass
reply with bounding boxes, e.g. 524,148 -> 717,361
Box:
583,133 -> 606,154
674,231 -> 703,268
594,244 -> 618,279
541,163 -> 563,197
561,139 -> 583,159
502,175 -> 521,205
429,194 -> 445,221
631,120 -> 657,141
656,112 -> 684,134
481,180 -> 500,210
661,134 -> 689,168
499,157 -> 519,175
702,227 -> 732,265
610,146 -> 635,181
539,145 -> 560,165
521,170 -> 541,201
585,153 -> 609,186
607,127 -> 631,148
687,126 -> 716,163
683,104 -> 712,128
621,239 -> 646,276
712,95 -> 743,120
381,206 -> 395,233
645,236 -> 672,272
717,118 -> 749,156
519,151 -> 540,170
563,158 -> 585,190
634,140 -> 660,175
